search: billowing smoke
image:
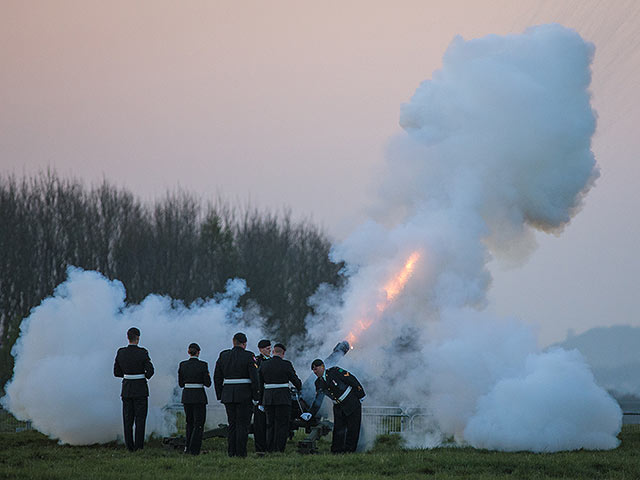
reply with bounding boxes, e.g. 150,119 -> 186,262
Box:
1,268 -> 265,445
2,24 -> 623,452
303,24 -> 621,452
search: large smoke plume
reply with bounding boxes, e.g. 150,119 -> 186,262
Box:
303,24 -> 621,452
2,24 -> 622,451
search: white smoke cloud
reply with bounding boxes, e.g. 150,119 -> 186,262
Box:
1,267 -> 265,445
305,24 -> 621,452
464,347 -> 622,452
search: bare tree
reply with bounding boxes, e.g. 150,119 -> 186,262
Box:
0,171 -> 343,393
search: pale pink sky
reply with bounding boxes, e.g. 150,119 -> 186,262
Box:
1,0 -> 639,344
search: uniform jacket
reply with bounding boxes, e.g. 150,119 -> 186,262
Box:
255,353 -> 269,406
114,344 -> 154,398
258,355 -> 302,406
178,357 -> 212,404
310,366 -> 365,417
213,346 -> 260,403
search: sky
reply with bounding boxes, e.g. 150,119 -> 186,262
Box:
1,0 -> 638,346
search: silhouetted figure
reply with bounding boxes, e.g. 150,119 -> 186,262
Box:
178,342 -> 212,455
114,327 -> 154,452
213,332 -> 260,457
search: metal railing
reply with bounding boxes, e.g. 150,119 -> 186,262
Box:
362,406 -> 408,434
0,407 -> 33,433
622,412 -> 640,426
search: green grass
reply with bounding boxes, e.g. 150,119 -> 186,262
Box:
1,427 -> 640,479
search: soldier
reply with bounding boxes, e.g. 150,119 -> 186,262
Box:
178,342 -> 212,455
253,339 -> 271,454
305,359 -> 365,453
213,332 -> 260,457
258,343 -> 302,453
113,327 -> 154,452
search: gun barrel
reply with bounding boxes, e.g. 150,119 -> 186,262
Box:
324,341 -> 350,368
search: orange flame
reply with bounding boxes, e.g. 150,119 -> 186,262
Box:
377,251 -> 421,311
347,251 -> 422,346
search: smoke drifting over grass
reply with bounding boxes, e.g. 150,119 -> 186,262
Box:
1,268 -> 264,445
305,24 -> 621,452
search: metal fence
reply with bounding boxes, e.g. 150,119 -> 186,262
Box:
0,407 -> 33,433
362,407 -> 436,434
362,406 -> 409,434
619,399 -> 640,426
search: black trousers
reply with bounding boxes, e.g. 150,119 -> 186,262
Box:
183,403 -> 207,455
122,397 -> 148,451
331,402 -> 361,453
224,401 -> 253,457
265,404 -> 291,452
253,404 -> 267,453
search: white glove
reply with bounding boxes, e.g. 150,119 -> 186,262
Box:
300,412 -> 312,421
360,397 -> 365,404
252,400 -> 259,406
258,405 -> 265,412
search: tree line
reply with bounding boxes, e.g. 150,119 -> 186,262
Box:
0,171 -> 343,392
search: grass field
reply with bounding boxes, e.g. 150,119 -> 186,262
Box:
1,427 -> 640,479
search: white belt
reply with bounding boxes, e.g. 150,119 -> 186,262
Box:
337,386 -> 352,403
184,383 -> 204,388
264,383 -> 289,389
124,374 -> 145,380
223,378 -> 251,384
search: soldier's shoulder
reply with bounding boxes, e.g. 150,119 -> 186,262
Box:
245,350 -> 258,362
217,348 -> 232,358
329,366 -> 350,376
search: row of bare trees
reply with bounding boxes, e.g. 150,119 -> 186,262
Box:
0,171 -> 343,391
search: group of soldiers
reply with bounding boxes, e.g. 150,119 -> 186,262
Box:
113,327 -> 365,457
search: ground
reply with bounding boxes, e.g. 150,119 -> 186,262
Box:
1,427 -> 639,479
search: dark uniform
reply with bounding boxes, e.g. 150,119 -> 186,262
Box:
178,357 -> 212,455
309,366 -> 365,453
258,356 -> 302,452
113,345 -> 154,451
253,352 -> 270,453
213,346 -> 260,457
